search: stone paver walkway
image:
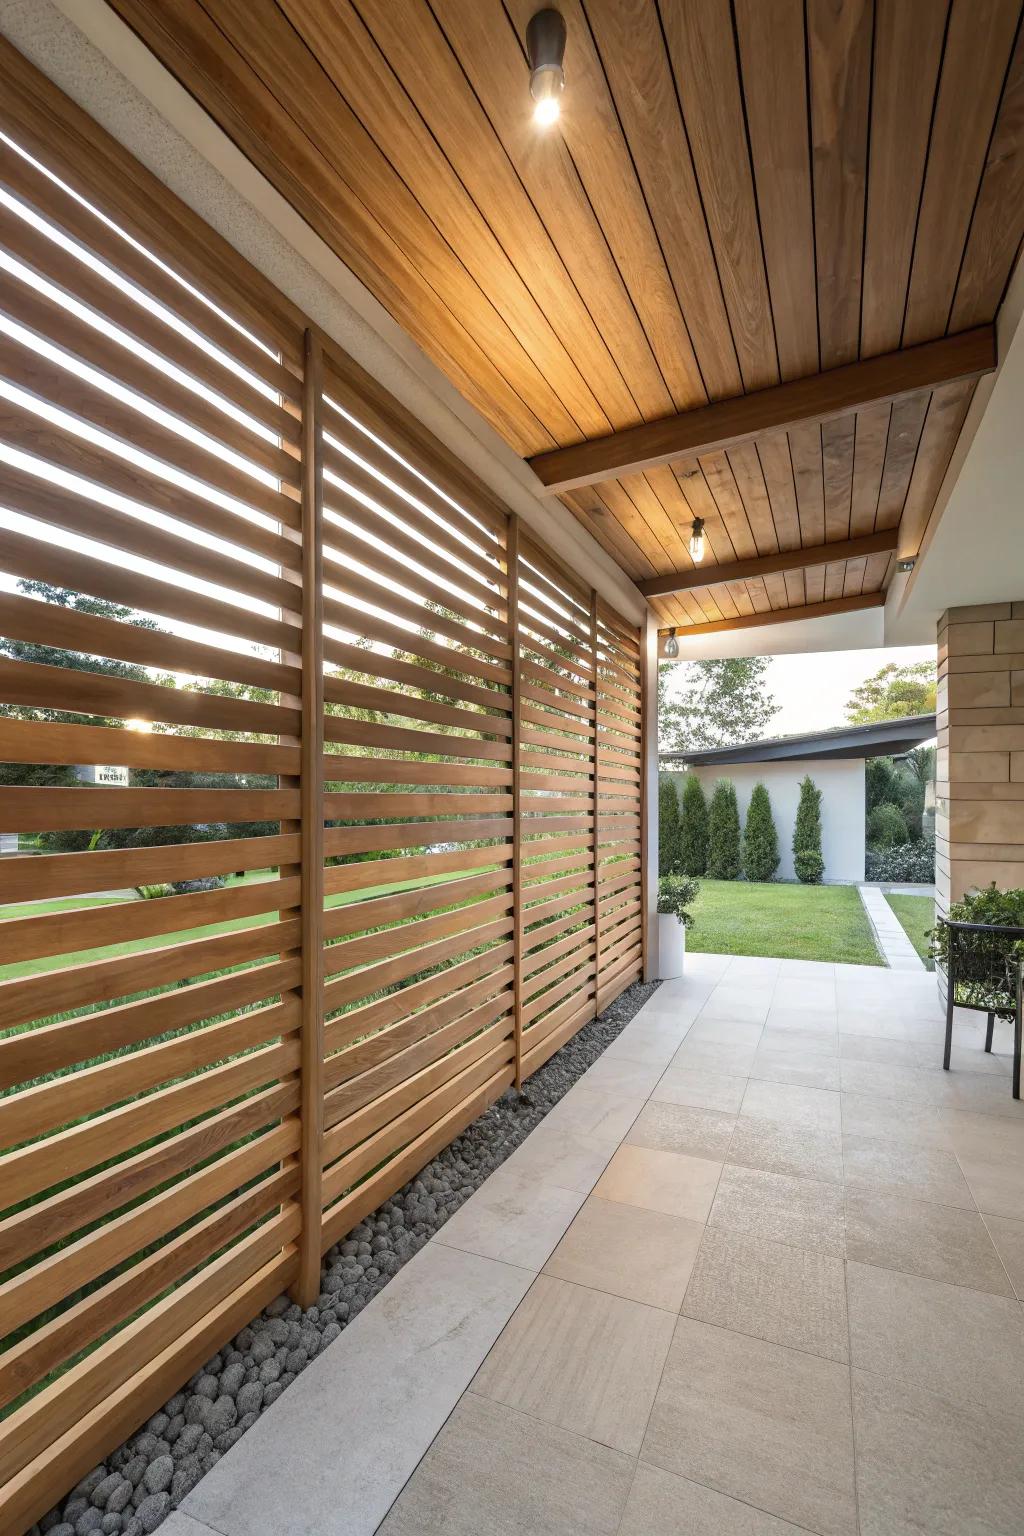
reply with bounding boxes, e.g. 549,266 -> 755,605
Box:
858,883 -> 927,971
166,955 -> 1024,1536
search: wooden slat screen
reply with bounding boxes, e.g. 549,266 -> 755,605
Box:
0,41 -> 646,1534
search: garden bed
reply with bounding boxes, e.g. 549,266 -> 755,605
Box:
35,977 -> 660,1536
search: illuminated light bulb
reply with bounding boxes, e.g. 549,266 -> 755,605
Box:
527,9 -> 566,129
663,631 -> 680,659
688,516 -> 705,563
127,717 -> 154,733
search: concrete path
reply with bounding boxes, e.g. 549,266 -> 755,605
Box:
171,955 -> 1024,1536
857,883 -> 926,971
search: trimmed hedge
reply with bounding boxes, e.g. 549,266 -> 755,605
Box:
865,839 -> 936,882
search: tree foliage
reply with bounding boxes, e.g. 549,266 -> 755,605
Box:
659,657 -> 778,752
793,775 -> 824,883
707,778 -> 741,880
680,772 -> 709,876
658,774 -> 683,876
845,661 -> 936,723
742,782 -> 780,883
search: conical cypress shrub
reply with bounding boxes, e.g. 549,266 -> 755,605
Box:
707,778 -> 741,880
658,774 -> 683,876
742,782 -> 780,883
680,772 -> 709,876
793,774 -> 824,883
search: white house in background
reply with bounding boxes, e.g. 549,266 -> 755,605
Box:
661,714 -> 937,884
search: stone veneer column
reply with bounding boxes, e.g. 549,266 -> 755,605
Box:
936,602 -> 1024,915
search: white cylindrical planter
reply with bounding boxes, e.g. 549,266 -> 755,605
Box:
657,914 -> 686,979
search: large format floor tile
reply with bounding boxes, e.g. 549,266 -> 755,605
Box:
845,1188 -> 1013,1296
748,1053 -> 841,1091
728,1116 -> 843,1184
618,1461 -> 809,1536
625,1099 -> 736,1160
740,1079 -> 842,1133
500,1123 -> 614,1195
711,1164 -> 846,1256
841,1133 -> 975,1208
378,1393 -> 633,1536
544,1194 -> 703,1311
852,1368 -> 1024,1536
983,1212 -> 1024,1297
594,1143 -> 722,1221
541,1084 -> 648,1144
652,1065 -> 748,1113
643,1317 -> 857,1536
839,1093 -> 954,1150
436,1165 -> 585,1270
682,1226 -> 849,1363
473,1274 -> 675,1455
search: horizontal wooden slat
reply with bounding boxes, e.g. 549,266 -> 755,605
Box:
0,785 -> 297,832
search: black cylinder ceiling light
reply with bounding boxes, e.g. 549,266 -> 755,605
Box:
527,8 -> 567,126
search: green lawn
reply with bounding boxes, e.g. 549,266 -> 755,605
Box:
686,880 -> 884,965
885,892 -> 936,969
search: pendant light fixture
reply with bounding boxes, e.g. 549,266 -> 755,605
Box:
527,9 -> 566,126
688,516 -> 706,563
663,630 -> 680,659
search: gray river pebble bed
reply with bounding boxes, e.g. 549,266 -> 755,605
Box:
34,978 -> 659,1536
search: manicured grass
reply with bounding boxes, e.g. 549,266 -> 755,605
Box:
885,892 -> 936,969
686,879 -> 884,965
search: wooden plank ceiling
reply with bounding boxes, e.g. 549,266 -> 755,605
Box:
108,0 -> 1024,632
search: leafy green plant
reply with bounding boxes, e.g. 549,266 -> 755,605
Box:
658,774 -> 683,876
134,883 -> 173,900
680,772 -> 709,876
742,782 -> 780,883
867,802 -> 910,848
707,779 -> 741,880
793,775 -> 823,884
865,839 -> 935,882
928,886 -> 1024,1004
657,873 -> 700,926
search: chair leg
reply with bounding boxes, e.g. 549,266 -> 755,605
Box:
985,1012 -> 995,1053
1013,1005 -> 1021,1102
943,984 -> 955,1070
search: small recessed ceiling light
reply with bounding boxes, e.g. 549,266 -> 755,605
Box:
527,9 -> 566,128
688,516 -> 705,563
897,557 -> 916,573
663,630 -> 680,658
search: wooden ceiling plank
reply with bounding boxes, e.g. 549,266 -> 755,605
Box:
726,441 -> 780,556
821,414 -> 856,541
744,577 -> 773,614
725,580 -> 756,617
587,478 -> 680,580
875,392 -> 930,529
951,20 -> 1024,330
897,379 -> 976,555
578,0 -> 741,402
618,472 -> 693,571
560,490 -> 654,581
788,422 -> 826,547
526,326 -> 995,491
428,0 -> 680,423
638,529 -> 899,598
843,556 -> 868,597
861,0 -> 949,356
804,565 -> 826,605
734,0 -> 819,380
109,0 -> 550,453
903,0 -> 1022,346
696,452 -> 760,561
862,550 -> 895,592
660,0 -> 779,391
671,463 -> 739,565
659,590 -> 886,639
288,0 -> 613,440
502,0 -> 706,410
641,465 -> 728,568
824,562 -> 849,601
347,0 -> 641,432
849,403 -> 892,538
755,434 -> 802,552
807,0 -> 873,368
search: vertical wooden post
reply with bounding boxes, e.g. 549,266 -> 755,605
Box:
640,610 -> 658,982
508,514 -> 524,1092
589,590 -> 601,1008
294,328 -> 325,1307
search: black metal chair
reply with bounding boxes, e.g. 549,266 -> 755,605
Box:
938,918 -> 1024,1099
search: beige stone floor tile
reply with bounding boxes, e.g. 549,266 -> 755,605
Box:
594,1143 -> 722,1222
473,1274 -> 674,1456
617,1462 -> 809,1536
838,1033 -> 927,1067
682,1226 -> 848,1363
688,1017 -> 765,1048
846,1261 -> 1024,1417
748,1054 -> 841,1091
952,1147 -> 1024,1223
764,1009 -> 839,1035
581,1054 -> 668,1097
983,1212 -> 1024,1298
842,1134 -> 975,1209
844,1188 -> 1013,1296
545,1194 -> 703,1311
852,1368 -> 1024,1536
740,1079 -> 841,1134
698,984 -> 772,1024
669,1039 -> 757,1076
839,1093 -> 954,1150
946,1071 -> 1024,1118
651,1065 -> 748,1114
710,1164 -> 846,1256
758,1026 -> 839,1058
436,1166 -> 584,1271
642,1317 -> 857,1536
542,1085 -> 648,1145
728,1117 -> 843,1184
378,1393 -> 633,1536
626,1099 -> 736,1160
601,1021 -> 691,1066
771,979 -> 837,1012
500,1125 -> 614,1196
838,1059 -> 954,1105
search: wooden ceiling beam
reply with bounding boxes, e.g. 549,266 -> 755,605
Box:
529,327 -> 996,493
640,529 -> 898,598
658,591 -> 886,642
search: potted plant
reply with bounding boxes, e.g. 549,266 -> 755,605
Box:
657,873 -> 699,979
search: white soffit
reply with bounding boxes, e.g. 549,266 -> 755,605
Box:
660,603 -> 886,662
0,0 -> 646,624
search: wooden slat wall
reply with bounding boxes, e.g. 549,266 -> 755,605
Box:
0,45 -> 647,1533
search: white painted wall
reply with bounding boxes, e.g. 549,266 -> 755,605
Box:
681,759 -> 866,884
